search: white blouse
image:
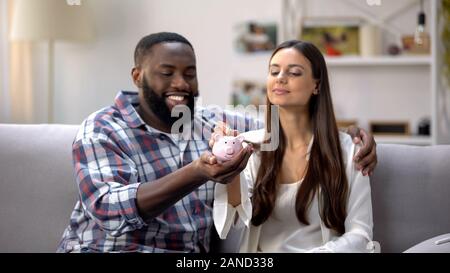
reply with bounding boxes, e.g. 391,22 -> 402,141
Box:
213,130 -> 375,253
259,181 -> 323,252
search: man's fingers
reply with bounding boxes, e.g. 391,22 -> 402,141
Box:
353,137 -> 361,145
363,161 -> 377,177
216,148 -> 253,183
361,128 -> 374,145
347,125 -> 359,139
214,121 -> 228,135
363,161 -> 377,176
219,146 -> 252,173
204,144 -> 253,184
356,147 -> 376,172
205,148 -> 247,178
213,121 -> 239,136
209,139 -> 214,149
354,138 -> 372,163
209,132 -> 218,148
213,126 -> 225,135
351,128 -> 377,175
210,156 -> 217,164
200,152 -> 217,165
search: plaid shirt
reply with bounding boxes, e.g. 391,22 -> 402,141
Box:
57,91 -> 261,253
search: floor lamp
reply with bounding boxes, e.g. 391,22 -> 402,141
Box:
10,0 -> 93,123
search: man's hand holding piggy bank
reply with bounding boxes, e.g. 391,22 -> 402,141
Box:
191,122 -> 253,185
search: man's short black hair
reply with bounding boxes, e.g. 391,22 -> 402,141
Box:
134,32 -> 194,67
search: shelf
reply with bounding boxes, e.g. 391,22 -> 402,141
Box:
325,56 -> 432,66
374,135 -> 432,146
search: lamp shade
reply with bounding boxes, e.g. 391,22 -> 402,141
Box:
10,0 -> 94,41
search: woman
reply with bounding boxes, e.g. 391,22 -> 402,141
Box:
212,40 -> 374,253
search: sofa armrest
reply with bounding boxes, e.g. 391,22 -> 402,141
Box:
404,233 -> 450,253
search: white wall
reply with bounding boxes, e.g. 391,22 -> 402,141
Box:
15,0 -> 435,136
53,0 -> 280,124
0,0 -> 10,122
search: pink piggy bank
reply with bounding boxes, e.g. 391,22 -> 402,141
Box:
212,134 -> 245,163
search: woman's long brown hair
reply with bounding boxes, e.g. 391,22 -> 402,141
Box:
251,40 -> 348,234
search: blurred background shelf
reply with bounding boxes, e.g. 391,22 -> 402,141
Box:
325,56 -> 432,66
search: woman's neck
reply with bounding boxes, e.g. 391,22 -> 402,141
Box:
279,106 -> 313,150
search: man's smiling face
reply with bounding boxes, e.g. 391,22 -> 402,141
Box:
138,42 -> 199,126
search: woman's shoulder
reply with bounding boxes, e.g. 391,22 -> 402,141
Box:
338,131 -> 357,164
240,128 -> 265,173
339,131 -> 354,148
247,150 -> 261,176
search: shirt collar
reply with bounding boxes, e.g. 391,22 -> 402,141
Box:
114,91 -> 147,129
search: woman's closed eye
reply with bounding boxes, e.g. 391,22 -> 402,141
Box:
270,70 -> 280,76
288,68 -> 303,76
269,67 -> 281,75
270,70 -> 302,77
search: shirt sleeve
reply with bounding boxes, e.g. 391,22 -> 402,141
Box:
213,153 -> 257,239
73,136 -> 147,237
307,143 -> 375,253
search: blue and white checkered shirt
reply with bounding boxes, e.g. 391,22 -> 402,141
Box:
57,91 -> 261,252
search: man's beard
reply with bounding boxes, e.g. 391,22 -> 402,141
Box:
142,77 -> 196,127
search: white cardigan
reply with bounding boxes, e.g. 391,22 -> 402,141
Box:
213,131 -> 375,253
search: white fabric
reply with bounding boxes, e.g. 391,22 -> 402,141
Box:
213,131 -> 375,253
258,181 -> 323,252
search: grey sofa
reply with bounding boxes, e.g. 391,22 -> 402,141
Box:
1,123 -> 449,253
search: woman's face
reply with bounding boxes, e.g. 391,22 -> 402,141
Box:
267,48 -> 318,108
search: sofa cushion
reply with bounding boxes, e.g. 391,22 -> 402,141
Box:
371,144 -> 450,253
0,124 -> 79,252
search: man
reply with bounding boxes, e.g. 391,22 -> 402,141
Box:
57,32 -> 377,253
